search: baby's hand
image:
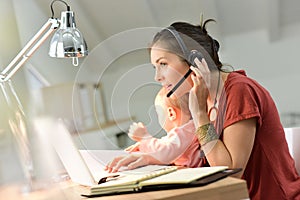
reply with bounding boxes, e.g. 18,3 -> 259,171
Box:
128,122 -> 151,142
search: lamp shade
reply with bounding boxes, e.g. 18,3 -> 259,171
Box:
49,11 -> 88,58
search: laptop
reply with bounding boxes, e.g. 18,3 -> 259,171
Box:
33,117 -> 168,186
33,117 -> 128,186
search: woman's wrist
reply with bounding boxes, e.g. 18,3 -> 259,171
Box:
192,111 -> 210,128
195,123 -> 219,146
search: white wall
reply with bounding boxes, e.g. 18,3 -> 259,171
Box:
221,23 -> 300,126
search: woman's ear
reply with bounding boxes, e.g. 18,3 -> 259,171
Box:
167,107 -> 177,121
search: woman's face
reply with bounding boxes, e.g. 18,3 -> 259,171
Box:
150,46 -> 193,98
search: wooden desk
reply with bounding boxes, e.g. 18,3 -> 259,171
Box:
1,177 -> 249,200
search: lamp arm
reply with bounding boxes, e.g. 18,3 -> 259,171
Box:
0,18 -> 60,82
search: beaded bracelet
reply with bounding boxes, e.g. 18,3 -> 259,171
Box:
195,123 -> 219,146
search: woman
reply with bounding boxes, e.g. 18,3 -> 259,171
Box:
106,20 -> 300,199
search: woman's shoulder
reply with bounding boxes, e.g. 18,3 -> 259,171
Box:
225,70 -> 261,89
227,70 -> 247,82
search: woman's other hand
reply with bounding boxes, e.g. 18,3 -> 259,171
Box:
124,142 -> 140,152
105,154 -> 162,173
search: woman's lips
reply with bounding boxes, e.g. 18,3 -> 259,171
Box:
165,84 -> 172,91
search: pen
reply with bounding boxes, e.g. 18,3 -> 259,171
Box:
98,174 -> 120,184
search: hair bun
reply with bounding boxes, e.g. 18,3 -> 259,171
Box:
213,39 -> 220,52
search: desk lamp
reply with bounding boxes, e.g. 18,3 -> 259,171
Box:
0,0 -> 88,192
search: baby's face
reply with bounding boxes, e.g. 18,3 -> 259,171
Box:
155,98 -> 173,132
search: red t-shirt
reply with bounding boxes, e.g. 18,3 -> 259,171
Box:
218,70 -> 300,200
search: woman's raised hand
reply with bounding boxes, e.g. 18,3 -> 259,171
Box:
193,57 -> 211,88
189,58 -> 211,127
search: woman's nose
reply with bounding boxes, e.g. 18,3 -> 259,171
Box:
154,68 -> 163,82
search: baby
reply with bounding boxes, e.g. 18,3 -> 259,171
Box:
125,87 -> 201,167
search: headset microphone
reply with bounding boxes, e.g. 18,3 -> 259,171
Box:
165,27 -> 204,97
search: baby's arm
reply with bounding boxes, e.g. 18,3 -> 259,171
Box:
138,127 -> 196,163
128,122 -> 152,142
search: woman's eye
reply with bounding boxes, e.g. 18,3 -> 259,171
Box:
159,62 -> 167,67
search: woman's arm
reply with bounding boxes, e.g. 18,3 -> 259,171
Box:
202,118 -> 256,177
189,61 -> 256,177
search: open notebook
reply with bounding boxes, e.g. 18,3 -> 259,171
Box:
33,117 -> 172,186
84,166 -> 235,197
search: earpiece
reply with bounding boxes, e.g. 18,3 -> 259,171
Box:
188,50 -> 203,67
166,27 -> 203,67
